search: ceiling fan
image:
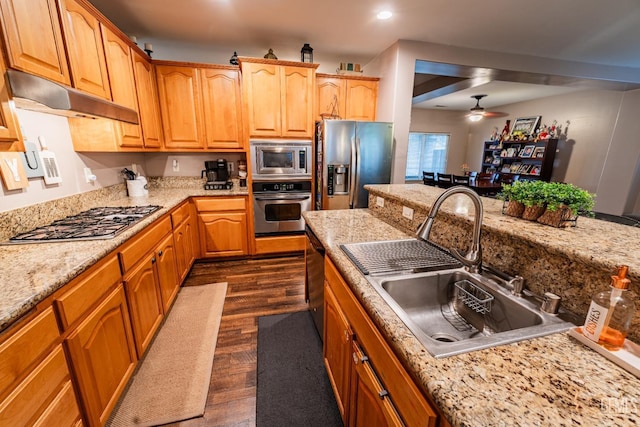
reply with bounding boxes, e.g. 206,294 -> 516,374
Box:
466,94 -> 508,121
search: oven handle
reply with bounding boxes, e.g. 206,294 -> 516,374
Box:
254,194 -> 311,201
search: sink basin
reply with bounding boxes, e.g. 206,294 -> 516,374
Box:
366,268 -> 577,358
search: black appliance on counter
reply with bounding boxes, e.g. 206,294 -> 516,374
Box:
202,159 -> 233,190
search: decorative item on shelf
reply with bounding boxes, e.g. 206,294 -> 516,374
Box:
301,43 -> 313,63
129,35 -> 138,46
460,163 -> 470,176
499,119 -> 511,143
336,62 -> 363,75
144,43 -> 153,58
229,51 -> 239,65
510,116 -> 541,140
264,48 -> 277,59
490,127 -> 499,141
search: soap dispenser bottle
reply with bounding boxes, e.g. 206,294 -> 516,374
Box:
583,265 -> 635,350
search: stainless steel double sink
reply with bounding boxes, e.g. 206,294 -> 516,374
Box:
363,265 -> 578,358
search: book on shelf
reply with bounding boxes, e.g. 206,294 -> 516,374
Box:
501,164 -> 512,173
533,146 -> 546,158
510,162 -> 522,173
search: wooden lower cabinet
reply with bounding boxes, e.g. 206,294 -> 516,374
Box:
172,201 -> 197,282
324,258 -> 439,427
123,250 -> 165,357
194,197 -> 248,258
65,284 -> 137,427
156,232 -> 180,312
0,306 -> 82,426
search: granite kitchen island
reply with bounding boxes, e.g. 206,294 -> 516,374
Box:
303,184 -> 640,426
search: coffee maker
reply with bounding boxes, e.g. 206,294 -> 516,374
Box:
202,159 -> 233,190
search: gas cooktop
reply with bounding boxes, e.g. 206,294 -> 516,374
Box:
6,205 -> 161,244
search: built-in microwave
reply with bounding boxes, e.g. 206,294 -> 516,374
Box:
250,139 -> 311,180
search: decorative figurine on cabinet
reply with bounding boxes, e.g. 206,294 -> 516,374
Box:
264,48 -> 278,59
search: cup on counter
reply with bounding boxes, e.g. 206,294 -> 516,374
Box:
126,176 -> 148,197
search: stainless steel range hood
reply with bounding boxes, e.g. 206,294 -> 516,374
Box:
6,69 -> 139,124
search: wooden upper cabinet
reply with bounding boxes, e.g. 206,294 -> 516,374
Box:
240,58 -> 317,138
132,52 -> 163,149
344,79 -> 378,121
156,64 -> 205,150
59,0 -> 111,99
316,76 -> 346,120
200,67 -> 244,150
0,0 -> 70,85
281,65 -> 315,137
100,24 -> 143,149
241,61 -> 281,137
0,51 -> 23,150
316,74 -> 378,121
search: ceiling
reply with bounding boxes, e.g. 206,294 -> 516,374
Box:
88,0 -> 640,112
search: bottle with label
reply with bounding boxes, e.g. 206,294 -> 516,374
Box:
583,265 -> 635,350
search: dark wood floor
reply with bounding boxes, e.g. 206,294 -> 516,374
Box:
169,254 -> 309,427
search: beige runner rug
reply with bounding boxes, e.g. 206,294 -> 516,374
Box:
107,282 -> 228,427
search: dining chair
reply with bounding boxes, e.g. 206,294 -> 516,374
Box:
422,171 -> 436,186
452,175 -> 470,185
436,173 -> 453,188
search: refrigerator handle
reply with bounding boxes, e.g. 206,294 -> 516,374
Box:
349,136 -> 360,208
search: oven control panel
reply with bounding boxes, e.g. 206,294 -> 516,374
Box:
252,181 -> 312,193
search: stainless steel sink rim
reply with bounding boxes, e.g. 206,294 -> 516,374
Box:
364,267 -> 577,358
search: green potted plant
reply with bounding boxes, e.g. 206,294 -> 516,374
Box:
498,180 -> 547,220
537,182 -> 595,227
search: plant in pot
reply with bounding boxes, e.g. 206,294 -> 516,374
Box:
537,182 -> 595,227
499,180 -> 547,220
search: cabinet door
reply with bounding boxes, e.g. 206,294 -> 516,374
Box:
200,68 -> 244,150
0,49 -> 23,149
173,216 -> 195,283
65,285 -> 137,427
156,232 -> 180,312
123,251 -> 164,357
242,62 -> 281,137
316,76 -> 345,121
345,79 -> 377,121
132,52 -> 163,149
101,24 -> 143,149
198,212 -> 248,257
0,0 -> 70,85
323,283 -> 352,423
281,65 -> 314,137
156,65 -> 205,149
349,341 -> 403,427
59,0 -> 111,99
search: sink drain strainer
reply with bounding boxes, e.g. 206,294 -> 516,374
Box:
431,333 -> 459,343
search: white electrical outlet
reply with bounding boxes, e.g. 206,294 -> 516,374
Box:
83,167 -> 96,183
376,196 -> 384,207
402,206 -> 414,220
172,159 -> 179,172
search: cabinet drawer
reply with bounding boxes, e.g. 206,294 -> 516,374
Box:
0,307 -> 59,399
33,379 -> 81,427
0,344 -> 73,425
194,197 -> 246,212
55,255 -> 122,331
171,201 -> 191,227
119,216 -> 172,272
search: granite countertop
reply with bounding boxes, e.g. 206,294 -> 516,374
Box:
303,207 -> 640,426
0,179 -> 249,332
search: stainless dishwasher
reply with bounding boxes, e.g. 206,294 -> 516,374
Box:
305,226 -> 325,338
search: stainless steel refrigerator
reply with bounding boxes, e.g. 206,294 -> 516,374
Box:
315,120 -> 394,210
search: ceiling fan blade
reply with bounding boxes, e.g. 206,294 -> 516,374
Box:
482,111 -> 509,118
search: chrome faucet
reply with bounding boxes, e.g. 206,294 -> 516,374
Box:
417,186 -> 484,273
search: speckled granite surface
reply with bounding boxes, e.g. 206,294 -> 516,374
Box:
0,177 -> 248,331
366,184 -> 640,343
303,207 -> 640,426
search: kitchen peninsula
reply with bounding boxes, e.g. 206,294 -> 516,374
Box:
303,183 -> 640,426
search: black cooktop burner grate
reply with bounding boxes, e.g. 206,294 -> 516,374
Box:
8,205 -> 161,243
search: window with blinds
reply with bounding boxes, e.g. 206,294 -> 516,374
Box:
405,132 -> 449,180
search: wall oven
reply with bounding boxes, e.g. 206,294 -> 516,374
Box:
250,139 -> 311,180
253,181 -> 312,236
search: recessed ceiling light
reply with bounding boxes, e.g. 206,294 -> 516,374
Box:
377,10 -> 392,20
